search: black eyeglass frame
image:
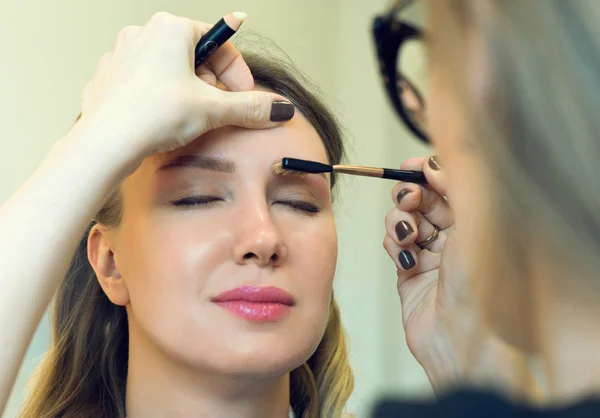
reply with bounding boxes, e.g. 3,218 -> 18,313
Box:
372,0 -> 429,143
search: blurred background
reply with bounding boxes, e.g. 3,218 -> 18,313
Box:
0,0 -> 430,416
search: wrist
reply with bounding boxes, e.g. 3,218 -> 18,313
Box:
418,322 -> 539,399
415,325 -> 461,395
57,115 -> 146,184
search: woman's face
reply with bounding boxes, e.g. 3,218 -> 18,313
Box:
428,21 -> 529,348
428,58 -> 488,266
94,113 -> 337,378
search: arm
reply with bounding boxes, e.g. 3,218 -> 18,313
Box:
0,12 -> 292,412
0,121 -> 133,410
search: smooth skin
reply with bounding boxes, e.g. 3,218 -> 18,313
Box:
0,12 -> 292,413
383,157 -> 534,396
91,120 -> 338,417
0,9 -> 532,417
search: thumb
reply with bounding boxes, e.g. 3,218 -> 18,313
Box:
422,155 -> 448,198
208,89 -> 296,130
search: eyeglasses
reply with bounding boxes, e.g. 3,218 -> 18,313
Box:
372,0 -> 429,144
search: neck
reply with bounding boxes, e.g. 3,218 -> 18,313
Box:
535,270 -> 600,404
125,326 -> 291,418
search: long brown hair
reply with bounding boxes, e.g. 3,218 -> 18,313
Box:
426,0 -> 600,387
20,44 -> 354,418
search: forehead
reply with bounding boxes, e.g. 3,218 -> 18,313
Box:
169,111 -> 328,163
125,110 -> 330,187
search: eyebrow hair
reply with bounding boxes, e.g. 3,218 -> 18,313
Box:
269,159 -> 328,181
156,155 -> 235,173
156,155 -> 329,185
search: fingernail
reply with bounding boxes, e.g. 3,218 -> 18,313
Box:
429,156 -> 442,171
396,189 -> 412,205
395,221 -> 414,241
399,250 -> 416,270
270,100 -> 295,122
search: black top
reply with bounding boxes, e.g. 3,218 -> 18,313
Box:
373,390 -> 600,418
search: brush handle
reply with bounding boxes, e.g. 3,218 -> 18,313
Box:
382,168 -> 428,184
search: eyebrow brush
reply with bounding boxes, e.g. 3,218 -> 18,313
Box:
273,158 -> 428,184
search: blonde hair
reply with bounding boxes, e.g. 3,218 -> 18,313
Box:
426,0 -> 600,355
20,48 -> 354,418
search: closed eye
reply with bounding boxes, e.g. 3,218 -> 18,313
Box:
171,197 -> 319,214
172,196 -> 224,208
276,200 -> 320,214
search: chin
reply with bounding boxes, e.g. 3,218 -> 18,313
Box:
178,329 -> 324,379
209,344 -> 316,379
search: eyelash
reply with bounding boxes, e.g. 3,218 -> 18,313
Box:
172,196 -> 223,208
282,201 -> 320,214
172,196 -> 320,214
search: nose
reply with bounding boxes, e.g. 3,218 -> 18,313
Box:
232,204 -> 287,268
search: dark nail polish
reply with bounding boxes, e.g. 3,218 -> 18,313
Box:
396,189 -> 412,205
395,221 -> 414,241
270,100 -> 295,122
429,156 -> 442,171
399,250 -> 416,270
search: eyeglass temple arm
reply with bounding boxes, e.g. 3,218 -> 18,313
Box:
387,0 -> 416,17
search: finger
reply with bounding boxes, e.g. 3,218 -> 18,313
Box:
396,251 -> 440,296
411,212 -> 448,253
195,63 -> 217,87
190,20 -> 212,42
93,53 -> 113,83
190,17 -> 254,92
395,249 -> 441,291
393,155 -> 453,229
383,235 -> 419,273
81,82 -> 93,111
204,89 -> 295,129
392,182 -> 454,230
400,155 -> 447,196
207,46 -> 254,92
115,25 -> 142,47
143,13 -> 199,65
399,156 -> 428,172
391,181 -> 420,206
384,206 -> 418,247
385,205 -> 447,253
422,155 -> 447,197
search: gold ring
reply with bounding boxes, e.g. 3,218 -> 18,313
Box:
417,225 -> 440,249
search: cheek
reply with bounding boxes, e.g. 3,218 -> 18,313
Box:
428,65 -> 468,164
279,215 -> 337,364
285,214 -> 337,317
115,213 -> 234,316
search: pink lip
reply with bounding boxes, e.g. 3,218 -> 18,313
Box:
211,286 -> 295,322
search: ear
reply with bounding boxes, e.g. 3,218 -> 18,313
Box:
87,224 -> 130,306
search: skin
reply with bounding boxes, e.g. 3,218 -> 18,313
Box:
0,7 -> 531,414
89,114 -> 338,417
0,6 -> 562,417
0,12 -> 293,416
427,31 -> 600,405
382,28 -> 536,397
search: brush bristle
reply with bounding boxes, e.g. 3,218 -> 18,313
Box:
281,158 -> 333,174
272,162 -> 306,176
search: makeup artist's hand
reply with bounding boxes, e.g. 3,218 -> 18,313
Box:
383,156 -> 530,396
75,12 -> 294,174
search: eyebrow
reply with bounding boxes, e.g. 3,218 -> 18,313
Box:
269,159 -> 328,181
156,155 -> 235,173
156,155 -> 329,184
